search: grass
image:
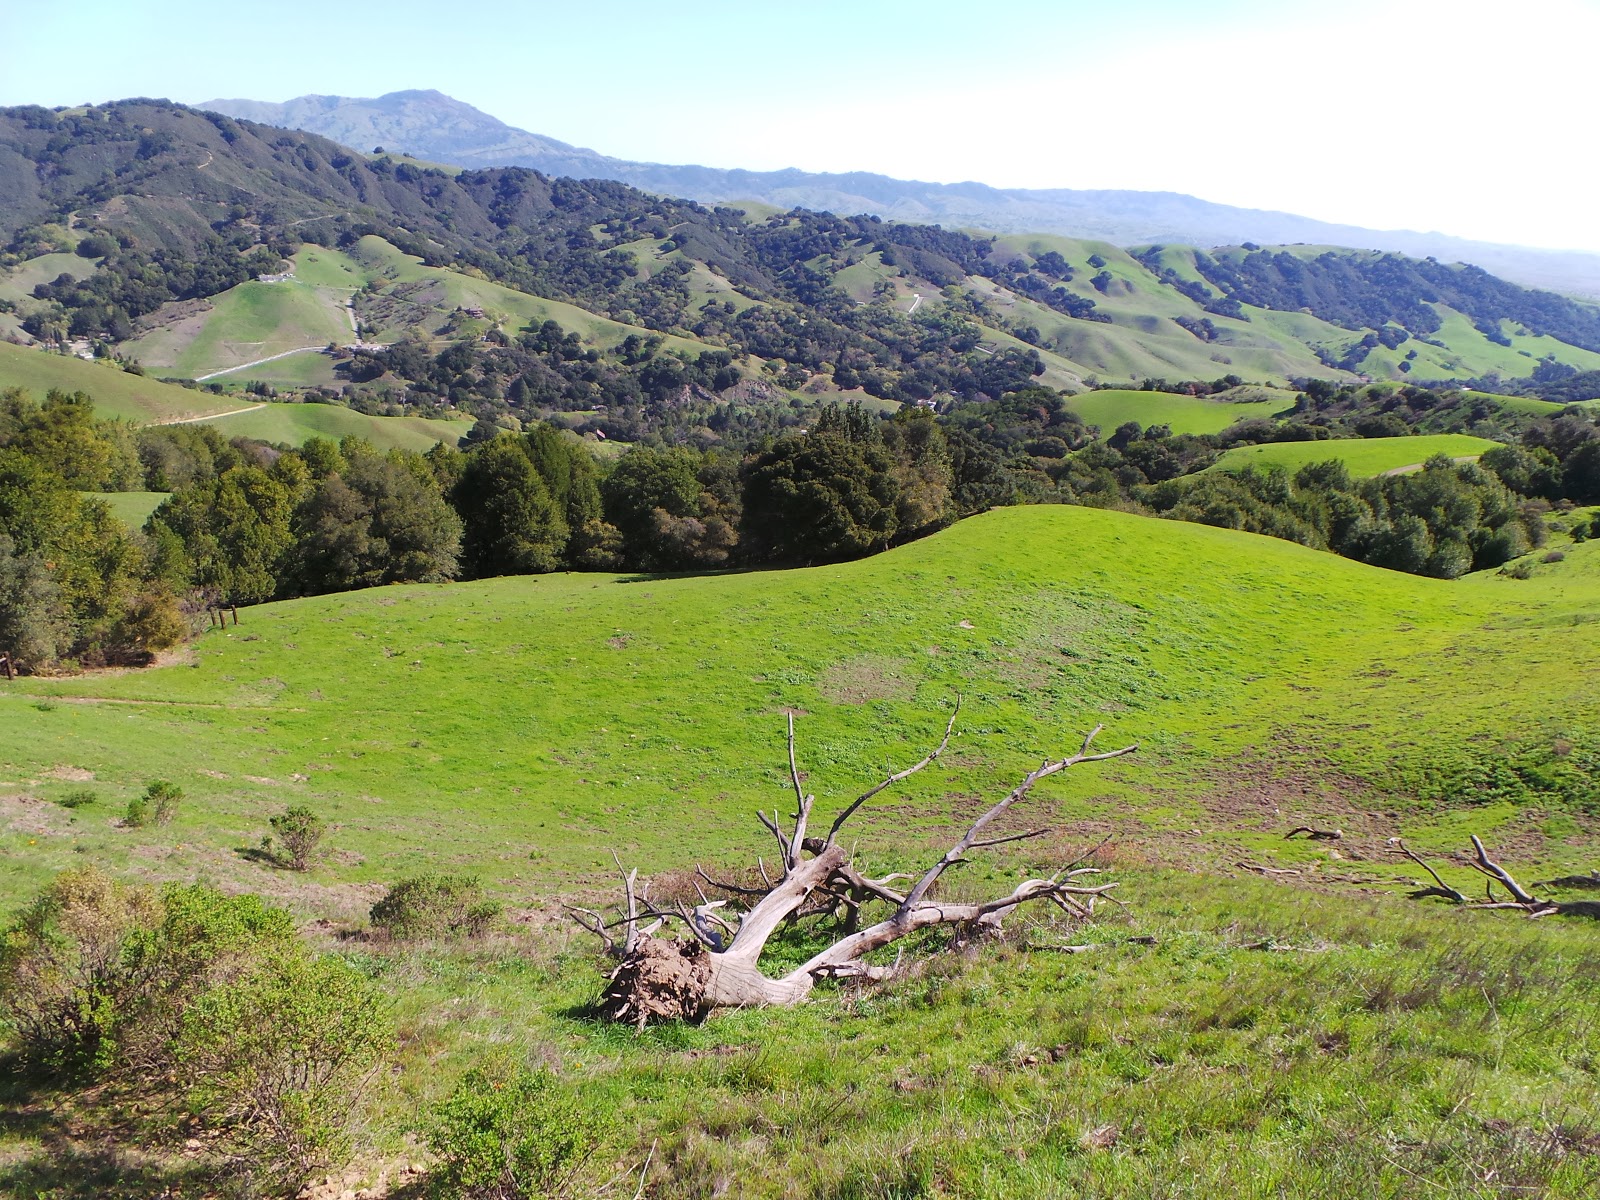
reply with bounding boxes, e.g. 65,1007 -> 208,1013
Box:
1066,389 -> 1293,436
82,491 -> 170,528
3,505 -> 1600,1194
0,341 -> 251,423
125,276 -> 352,379
192,401 -> 472,452
3,504 -> 1596,904
1209,434 -> 1503,477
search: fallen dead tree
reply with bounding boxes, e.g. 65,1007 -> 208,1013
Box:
569,710 -> 1136,1025
1393,836 -> 1600,919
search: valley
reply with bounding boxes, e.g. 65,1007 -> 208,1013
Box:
3,83 -> 1600,1200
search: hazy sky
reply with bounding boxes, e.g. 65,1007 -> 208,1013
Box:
6,0 -> 1599,251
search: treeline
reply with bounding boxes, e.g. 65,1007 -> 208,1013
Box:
6,376 -> 1599,674
0,389 -> 194,669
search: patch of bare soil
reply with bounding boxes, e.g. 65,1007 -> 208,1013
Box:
819,654 -> 916,704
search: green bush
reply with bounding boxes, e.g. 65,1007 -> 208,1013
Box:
266,805 -> 328,871
56,789 -> 97,809
175,948 -> 392,1189
0,868 -> 160,1074
369,874 -> 503,940
0,871 -> 292,1076
425,1065 -> 600,1199
125,779 -> 183,828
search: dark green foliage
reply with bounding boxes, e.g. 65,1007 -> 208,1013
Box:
369,874 -> 503,940
425,1065 -> 601,1200
266,805 -> 327,871
289,447 -> 462,594
56,789 -> 97,808
741,404 -> 903,563
151,465 -> 294,603
452,438 -> 567,578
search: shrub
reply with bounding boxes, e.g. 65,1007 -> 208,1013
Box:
369,874 -> 503,940
0,872 -> 293,1076
266,805 -> 327,871
425,1065 -> 600,1199
175,948 -> 391,1189
1542,550 -> 1567,564
57,789 -> 97,809
0,868 -> 161,1074
126,780 -> 182,828
1500,559 -> 1535,579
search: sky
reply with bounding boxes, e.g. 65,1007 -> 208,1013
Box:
5,0 -> 1599,251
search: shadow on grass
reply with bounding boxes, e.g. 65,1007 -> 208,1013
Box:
0,1059 -> 210,1199
0,1148 -> 214,1200
233,845 -> 287,868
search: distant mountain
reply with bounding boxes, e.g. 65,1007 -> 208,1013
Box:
203,89 -> 1600,300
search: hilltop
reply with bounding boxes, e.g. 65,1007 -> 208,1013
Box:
6,98 -> 1600,435
205,89 -> 1600,299
5,504 -> 1597,903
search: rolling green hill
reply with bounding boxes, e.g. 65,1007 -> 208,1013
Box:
0,340 -> 470,450
1065,387 -> 1295,436
0,339 -> 254,422
4,504 -> 1594,905
192,400 -> 472,451
6,502 -> 1600,1197
1209,434 -> 1503,477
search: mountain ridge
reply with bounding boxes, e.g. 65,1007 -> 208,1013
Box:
201,89 -> 1600,300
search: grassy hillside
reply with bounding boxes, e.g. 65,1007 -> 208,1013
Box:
82,490 -> 170,528
192,400 -> 471,451
123,275 -> 352,380
0,340 -> 253,423
1065,387 -> 1295,436
1210,433 -> 1502,477
5,506 -> 1600,1195
4,504 -> 1595,907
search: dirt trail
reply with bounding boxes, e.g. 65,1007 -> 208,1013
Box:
195,347 -> 325,381
153,402 -> 266,426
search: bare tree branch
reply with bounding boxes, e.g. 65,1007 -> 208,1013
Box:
1466,835 -> 1537,905
1390,838 -> 1466,904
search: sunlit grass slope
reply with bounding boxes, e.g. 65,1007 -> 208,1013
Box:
193,400 -> 471,451
4,506 -> 1596,908
1210,434 -> 1502,477
1066,388 -> 1294,436
0,341 -> 252,422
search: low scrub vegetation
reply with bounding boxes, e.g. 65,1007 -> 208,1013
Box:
369,873 -> 503,940
0,869 -> 390,1191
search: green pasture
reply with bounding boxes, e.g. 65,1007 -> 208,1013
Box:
4,504 -> 1596,911
81,490 -> 170,528
1067,388 -> 1293,436
192,401 -> 472,451
1209,433 -> 1502,477
126,277 -> 352,379
5,505 -> 1600,1195
0,341 -> 252,423
0,252 -> 96,305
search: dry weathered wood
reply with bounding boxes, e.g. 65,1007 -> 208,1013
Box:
1390,838 -> 1467,904
1466,835 -> 1537,905
1534,871 -> 1600,891
1285,826 -> 1343,841
583,713 -> 1136,1021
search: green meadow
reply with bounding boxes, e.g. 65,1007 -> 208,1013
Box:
1209,433 -> 1502,477
0,340 -> 251,423
4,506 -> 1600,1195
1066,388 -> 1294,436
191,400 -> 472,453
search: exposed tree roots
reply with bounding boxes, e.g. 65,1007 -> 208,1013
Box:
572,706 -> 1137,1024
